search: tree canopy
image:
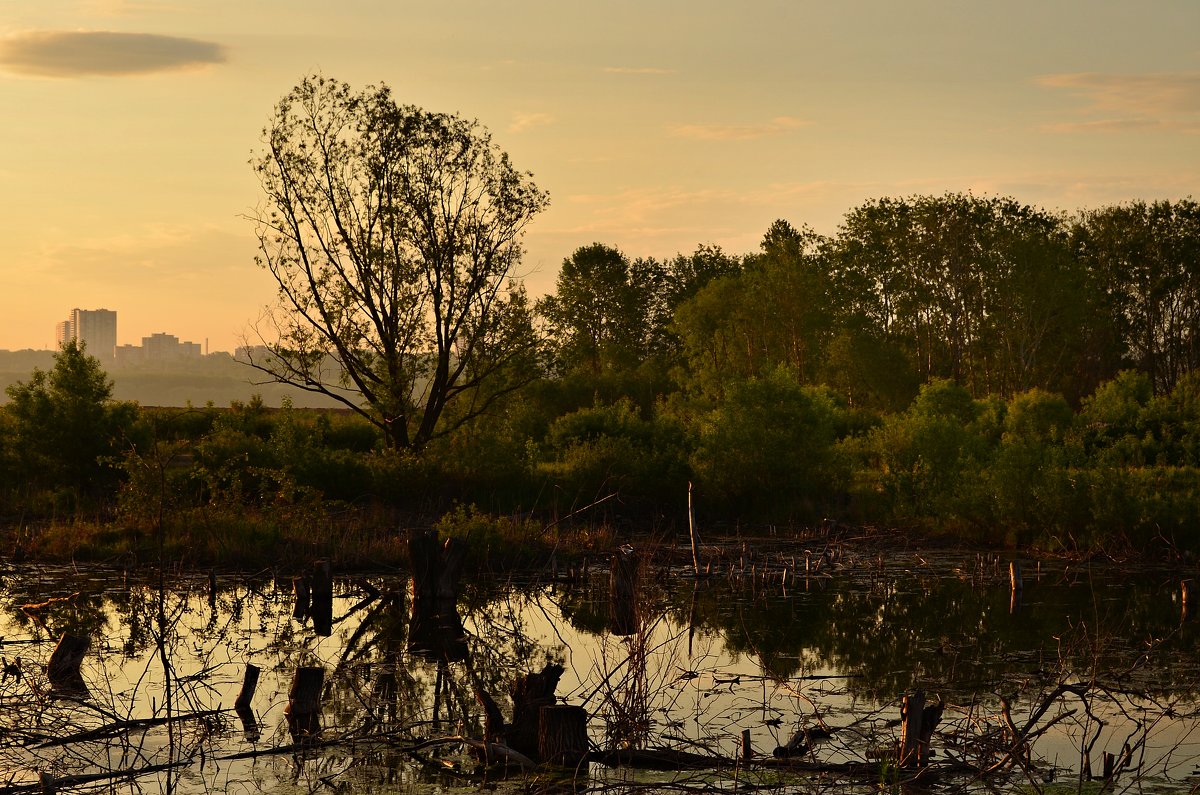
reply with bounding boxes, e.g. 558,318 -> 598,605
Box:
249,75 -> 549,450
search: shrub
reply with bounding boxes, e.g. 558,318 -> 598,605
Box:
690,367 -> 844,519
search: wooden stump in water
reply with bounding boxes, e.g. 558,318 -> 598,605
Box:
310,560 -> 333,636
507,663 -> 566,759
235,663 -> 260,711
286,666 -> 325,741
47,633 -> 89,693
898,690 -> 941,768
538,705 -> 589,771
609,548 -> 640,636
235,665 -> 261,742
407,531 -> 468,661
292,575 -> 311,621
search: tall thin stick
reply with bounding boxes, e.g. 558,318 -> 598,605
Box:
687,481 -> 701,577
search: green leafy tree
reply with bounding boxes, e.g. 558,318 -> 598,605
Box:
673,220 -> 835,396
1072,199 -> 1200,394
249,74 -> 549,451
4,340 -> 136,501
537,243 -> 658,374
832,194 -> 1088,398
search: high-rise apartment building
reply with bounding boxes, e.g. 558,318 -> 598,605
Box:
58,308 -> 117,359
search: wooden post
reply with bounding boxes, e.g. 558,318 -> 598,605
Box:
687,481 -> 701,577
208,569 -> 217,610
609,548 -> 640,636
292,575 -> 311,621
1183,580 -> 1192,621
899,690 -> 926,768
741,728 -> 753,761
235,665 -> 261,741
47,633 -> 89,693
1009,561 -> 1023,592
235,663 -> 260,711
407,531 -> 468,661
538,705 -> 589,771
1102,751 -> 1115,780
311,560 -> 333,637
285,666 -> 324,741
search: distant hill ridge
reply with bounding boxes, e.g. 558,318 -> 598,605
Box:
0,349 -> 343,409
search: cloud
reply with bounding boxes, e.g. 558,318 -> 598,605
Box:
1036,72 -> 1200,133
669,116 -> 811,141
603,66 -> 676,76
509,111 -> 554,134
0,30 -> 226,77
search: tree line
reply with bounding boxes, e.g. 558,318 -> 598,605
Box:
543,195 -> 1200,410
2,75 -> 1198,559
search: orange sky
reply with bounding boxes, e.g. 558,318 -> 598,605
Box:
2,1 -> 1197,352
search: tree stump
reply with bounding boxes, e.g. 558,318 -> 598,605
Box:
898,690 -> 942,768
538,704 -> 589,771
235,662 -> 260,738
507,663 -> 566,758
310,560 -> 333,636
285,666 -> 324,741
47,633 -> 89,693
407,531 -> 467,661
292,575 -> 311,621
609,548 -> 640,636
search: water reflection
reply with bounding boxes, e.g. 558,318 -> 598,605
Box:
0,548 -> 1198,793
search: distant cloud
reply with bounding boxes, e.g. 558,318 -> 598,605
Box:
1036,72 -> 1200,133
670,116 -> 811,141
0,30 -> 226,77
509,111 -> 554,134
603,66 -> 676,76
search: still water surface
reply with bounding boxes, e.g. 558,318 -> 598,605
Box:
1,544 -> 1199,793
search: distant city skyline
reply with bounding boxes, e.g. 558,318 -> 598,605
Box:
35,306 -> 214,357
2,1 -> 1198,352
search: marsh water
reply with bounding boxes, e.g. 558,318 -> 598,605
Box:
2,542 -> 1200,793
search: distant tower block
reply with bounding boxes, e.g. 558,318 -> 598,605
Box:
66,308 -> 117,359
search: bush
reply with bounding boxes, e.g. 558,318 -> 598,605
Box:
537,398 -> 690,519
690,367 -> 844,519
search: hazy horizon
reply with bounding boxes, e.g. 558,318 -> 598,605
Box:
2,1 -> 1197,352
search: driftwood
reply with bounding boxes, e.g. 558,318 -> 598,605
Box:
591,747 -> 725,770
899,690 -> 943,768
291,576 -> 310,621
234,663 -> 261,739
35,709 -> 223,748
